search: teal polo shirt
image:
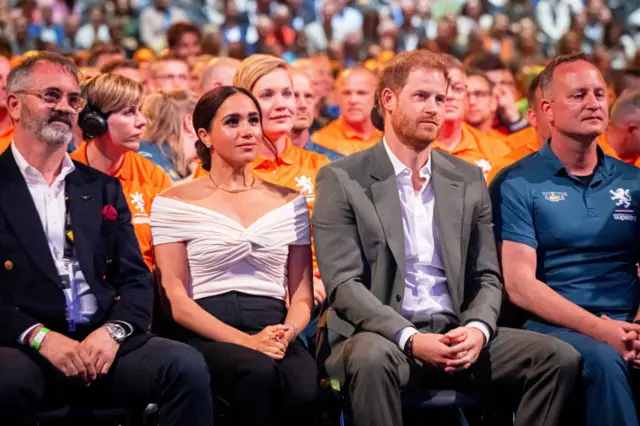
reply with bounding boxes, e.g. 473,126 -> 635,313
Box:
490,141 -> 640,314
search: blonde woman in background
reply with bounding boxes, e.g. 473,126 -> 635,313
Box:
139,90 -> 199,181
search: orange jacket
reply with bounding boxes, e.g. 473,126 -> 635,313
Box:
71,142 -> 172,270
311,117 -> 383,156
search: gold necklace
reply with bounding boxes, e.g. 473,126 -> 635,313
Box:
208,172 -> 256,193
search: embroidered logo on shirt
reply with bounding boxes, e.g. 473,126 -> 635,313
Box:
542,192 -> 567,202
610,188 -> 631,208
610,188 -> 636,221
295,175 -> 314,195
130,192 -> 145,213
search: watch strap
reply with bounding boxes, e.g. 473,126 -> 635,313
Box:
404,333 -> 415,358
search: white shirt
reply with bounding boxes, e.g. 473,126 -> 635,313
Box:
74,23 -> 111,50
382,141 -> 490,350
12,143 -> 98,343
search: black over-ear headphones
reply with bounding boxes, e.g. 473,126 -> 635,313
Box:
371,93 -> 384,132
78,102 -> 109,139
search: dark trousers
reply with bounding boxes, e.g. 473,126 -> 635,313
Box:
329,316 -> 581,426
526,313 -> 640,426
0,336 -> 213,426
188,292 -> 318,426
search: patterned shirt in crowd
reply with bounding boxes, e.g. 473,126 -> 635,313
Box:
311,116 -> 384,156
70,142 -> 172,270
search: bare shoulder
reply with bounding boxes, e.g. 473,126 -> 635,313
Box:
159,177 -> 211,202
256,180 -> 300,203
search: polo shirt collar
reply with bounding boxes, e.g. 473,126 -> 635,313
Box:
252,136 -> 296,169
539,138 -> 615,179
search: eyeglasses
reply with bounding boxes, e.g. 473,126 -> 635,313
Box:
14,88 -> 87,112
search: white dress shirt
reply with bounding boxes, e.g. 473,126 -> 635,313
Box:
382,141 -> 490,350
12,143 -> 98,344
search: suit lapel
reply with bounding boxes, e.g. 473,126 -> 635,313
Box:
0,149 -> 61,287
369,142 -> 406,294
432,150 -> 465,308
65,169 -> 102,282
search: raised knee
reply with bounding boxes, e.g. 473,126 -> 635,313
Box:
550,339 -> 582,376
344,333 -> 401,378
164,342 -> 212,392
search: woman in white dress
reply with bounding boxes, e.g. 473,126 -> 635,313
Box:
150,86 -> 317,426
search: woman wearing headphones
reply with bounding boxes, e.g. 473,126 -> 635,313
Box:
70,73 -> 172,270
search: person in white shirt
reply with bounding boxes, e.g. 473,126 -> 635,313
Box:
0,52 -> 212,426
312,48 -> 581,426
151,85 -> 317,426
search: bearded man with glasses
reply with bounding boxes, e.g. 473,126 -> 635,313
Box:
0,52 -> 213,426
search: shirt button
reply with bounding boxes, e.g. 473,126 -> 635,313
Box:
395,294 -> 402,302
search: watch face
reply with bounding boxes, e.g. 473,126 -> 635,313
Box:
108,324 -> 126,342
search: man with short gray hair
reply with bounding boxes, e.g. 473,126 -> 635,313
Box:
0,52 -> 213,426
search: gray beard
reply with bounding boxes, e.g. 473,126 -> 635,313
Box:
37,123 -> 72,146
23,108 -> 72,146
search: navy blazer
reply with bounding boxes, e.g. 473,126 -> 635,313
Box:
0,148 -> 153,348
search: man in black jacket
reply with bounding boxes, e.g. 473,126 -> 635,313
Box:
0,52 -> 213,426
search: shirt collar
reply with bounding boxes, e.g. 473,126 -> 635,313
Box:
538,138 -> 613,177
383,137 -> 431,181
253,136 -> 296,169
11,141 -> 75,185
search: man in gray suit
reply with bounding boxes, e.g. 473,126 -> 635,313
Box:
312,49 -> 581,426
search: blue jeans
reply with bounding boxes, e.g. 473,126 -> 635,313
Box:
525,312 -> 639,426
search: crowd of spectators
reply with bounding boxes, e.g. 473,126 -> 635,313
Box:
0,0 -> 638,72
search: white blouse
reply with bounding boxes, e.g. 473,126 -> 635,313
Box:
151,195 -> 311,301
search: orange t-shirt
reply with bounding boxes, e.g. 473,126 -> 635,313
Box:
70,142 -> 172,270
0,125 -> 14,154
311,116 -> 383,156
433,123 -> 511,184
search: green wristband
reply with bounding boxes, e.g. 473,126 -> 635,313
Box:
30,327 -> 50,352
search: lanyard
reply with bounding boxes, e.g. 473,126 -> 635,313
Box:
60,189 -> 79,332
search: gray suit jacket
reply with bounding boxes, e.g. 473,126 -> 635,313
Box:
312,141 -> 503,375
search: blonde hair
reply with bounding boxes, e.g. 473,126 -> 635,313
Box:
232,54 -> 290,158
142,90 -> 198,177
233,54 -> 289,92
82,73 -> 144,115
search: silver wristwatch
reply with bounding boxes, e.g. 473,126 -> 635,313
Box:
104,322 -> 128,344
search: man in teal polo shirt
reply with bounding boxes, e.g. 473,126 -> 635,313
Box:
491,52 -> 640,426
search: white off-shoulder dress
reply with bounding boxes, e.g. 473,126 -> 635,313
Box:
150,194 -> 311,302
